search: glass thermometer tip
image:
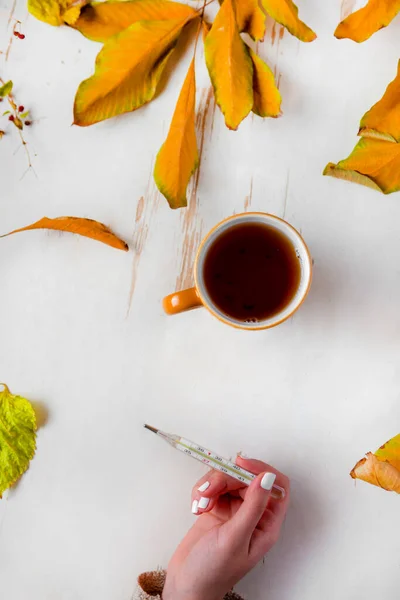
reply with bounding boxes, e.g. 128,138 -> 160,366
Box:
144,424 -> 158,434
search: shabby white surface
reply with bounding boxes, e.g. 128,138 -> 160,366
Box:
1,1 -> 400,599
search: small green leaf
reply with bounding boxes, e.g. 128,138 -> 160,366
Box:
2,110 -> 10,116
0,81 -> 13,98
0,383 -> 37,497
20,111 -> 30,119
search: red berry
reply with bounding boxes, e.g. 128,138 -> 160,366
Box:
24,120 -> 31,126
17,33 -> 25,39
8,115 -> 14,122
13,31 -> 19,37
18,105 -> 24,112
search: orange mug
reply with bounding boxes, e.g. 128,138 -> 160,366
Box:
163,212 -> 312,330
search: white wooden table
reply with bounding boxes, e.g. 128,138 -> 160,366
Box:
1,1 -> 400,598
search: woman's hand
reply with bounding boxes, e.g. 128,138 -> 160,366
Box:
163,455 -> 290,600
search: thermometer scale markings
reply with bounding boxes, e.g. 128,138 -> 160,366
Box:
178,439 -> 254,483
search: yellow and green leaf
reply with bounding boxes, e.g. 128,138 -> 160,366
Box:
232,0 -> 265,41
359,60 -> 400,142
261,0 -> 316,42
334,0 -> 400,43
350,434 -> 400,493
0,384 -> 37,498
74,0 -> 197,43
0,81 -> 13,98
205,0 -> 253,130
249,49 -> 281,118
1,216 -> 129,250
74,16 -> 196,126
324,137 -> 400,195
28,0 -> 86,26
154,58 -> 198,209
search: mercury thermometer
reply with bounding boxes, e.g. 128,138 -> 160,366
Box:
144,424 -> 285,501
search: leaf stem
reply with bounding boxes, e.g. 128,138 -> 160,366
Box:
194,0 -> 209,54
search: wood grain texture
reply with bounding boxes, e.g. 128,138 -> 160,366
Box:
340,0 -> 357,20
175,87 -> 216,291
126,173 -> 160,315
244,177 -> 253,211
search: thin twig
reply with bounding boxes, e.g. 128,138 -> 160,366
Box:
4,21 -> 21,62
0,75 -> 35,174
7,0 -> 17,26
195,0 -> 215,15
194,0 -> 209,54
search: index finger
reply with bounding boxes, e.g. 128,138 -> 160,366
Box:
236,455 -> 290,517
191,455 -> 289,515
191,468 -> 246,514
236,455 -> 289,492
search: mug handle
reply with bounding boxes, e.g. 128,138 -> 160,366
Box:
163,288 -> 203,315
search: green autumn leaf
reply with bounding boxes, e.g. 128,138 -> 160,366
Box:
359,60 -> 400,143
0,81 -> 13,98
324,138 -> 400,194
324,61 -> 400,194
0,384 -> 37,498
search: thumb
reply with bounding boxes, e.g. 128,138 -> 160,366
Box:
225,472 -> 276,541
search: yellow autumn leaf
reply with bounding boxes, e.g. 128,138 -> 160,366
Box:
350,434 -> 400,493
359,61 -> 400,143
28,0 -> 86,26
205,0 -> 253,130
249,49 -> 281,118
261,0 -> 316,42
74,16 -> 196,126
375,434 -> 400,471
154,58 -> 198,209
1,216 -> 128,250
324,138 -> 400,195
74,0 -> 197,43
0,384 -> 37,498
231,0 -> 265,41
334,0 -> 400,43
63,4 -> 82,25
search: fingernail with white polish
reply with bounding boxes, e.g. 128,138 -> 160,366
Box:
261,473 -> 276,491
192,500 -> 199,514
198,481 -> 210,493
237,451 -> 252,459
198,497 -> 210,510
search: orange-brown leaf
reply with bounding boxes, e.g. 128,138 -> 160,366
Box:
204,0 -> 253,130
350,454 -> 400,493
0,216 -> 128,251
359,60 -> 400,143
73,0 -> 197,43
335,0 -> 400,43
154,59 -> 198,209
